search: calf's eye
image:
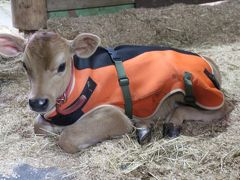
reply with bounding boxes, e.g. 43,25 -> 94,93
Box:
57,62 -> 66,73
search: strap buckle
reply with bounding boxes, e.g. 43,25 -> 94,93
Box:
56,93 -> 67,106
119,77 -> 129,86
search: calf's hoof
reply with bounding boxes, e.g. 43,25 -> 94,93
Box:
136,127 -> 152,145
163,123 -> 181,138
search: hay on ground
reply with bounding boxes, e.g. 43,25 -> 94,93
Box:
0,1 -> 240,179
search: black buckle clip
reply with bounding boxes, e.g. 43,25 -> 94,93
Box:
119,77 -> 129,86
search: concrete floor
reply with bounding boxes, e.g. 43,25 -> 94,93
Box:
0,164 -> 73,180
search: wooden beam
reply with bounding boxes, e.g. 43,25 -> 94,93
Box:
135,0 -> 221,8
47,0 -> 135,11
11,0 -> 47,31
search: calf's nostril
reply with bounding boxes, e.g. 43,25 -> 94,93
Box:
29,98 -> 49,112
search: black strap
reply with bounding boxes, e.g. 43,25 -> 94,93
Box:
106,48 -> 133,119
204,69 -> 221,90
183,72 -> 196,106
47,77 -> 97,126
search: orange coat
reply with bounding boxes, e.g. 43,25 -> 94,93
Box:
43,46 -> 224,126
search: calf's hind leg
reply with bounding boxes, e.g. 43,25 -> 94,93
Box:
163,103 -> 232,138
58,105 -> 133,153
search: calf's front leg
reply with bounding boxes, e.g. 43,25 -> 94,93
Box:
34,115 -> 65,135
58,105 -> 133,153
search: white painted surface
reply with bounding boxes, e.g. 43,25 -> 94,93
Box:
0,0 -> 12,27
200,0 -> 228,6
0,1 -> 19,34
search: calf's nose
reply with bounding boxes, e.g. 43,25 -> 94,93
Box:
29,98 -> 49,112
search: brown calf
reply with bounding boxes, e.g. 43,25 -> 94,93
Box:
0,32 -> 232,153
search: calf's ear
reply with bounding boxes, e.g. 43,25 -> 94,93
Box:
70,33 -> 100,58
0,34 -> 26,57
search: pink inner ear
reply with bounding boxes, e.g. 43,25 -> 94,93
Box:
1,46 -> 19,56
0,37 -> 20,57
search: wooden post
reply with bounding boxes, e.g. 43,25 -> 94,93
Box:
11,0 -> 47,31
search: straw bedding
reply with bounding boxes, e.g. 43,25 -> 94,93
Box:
0,1 -> 239,179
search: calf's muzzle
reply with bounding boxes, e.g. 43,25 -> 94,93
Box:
29,98 -> 49,112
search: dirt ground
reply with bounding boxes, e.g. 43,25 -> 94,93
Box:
0,1 -> 240,179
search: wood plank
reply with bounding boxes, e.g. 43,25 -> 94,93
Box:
135,0 -> 221,8
11,0 -> 47,30
47,0 -> 135,11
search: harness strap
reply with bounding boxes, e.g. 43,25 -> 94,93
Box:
106,48 -> 133,119
204,69 -> 221,90
183,72 -> 196,106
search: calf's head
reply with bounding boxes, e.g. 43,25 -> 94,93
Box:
0,32 -> 100,112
